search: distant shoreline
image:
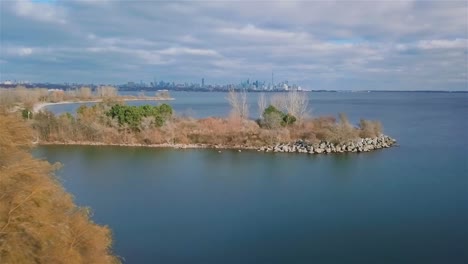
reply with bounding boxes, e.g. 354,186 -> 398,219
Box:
32,97 -> 174,113
2,84 -> 466,93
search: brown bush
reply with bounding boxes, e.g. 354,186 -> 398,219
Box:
288,120 -> 317,142
29,99 -> 385,148
310,114 -> 360,144
359,119 -> 383,138
0,113 -> 119,263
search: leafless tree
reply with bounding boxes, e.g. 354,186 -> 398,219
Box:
270,93 -> 287,112
286,90 -> 309,123
227,89 -> 249,119
257,92 -> 267,119
269,91 -> 309,123
96,86 -> 117,98
77,87 -> 92,100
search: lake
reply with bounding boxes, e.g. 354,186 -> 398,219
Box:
35,91 -> 468,263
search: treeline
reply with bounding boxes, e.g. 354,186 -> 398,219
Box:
0,111 -> 119,263
0,86 -> 171,111
28,93 -> 383,147
0,86 -> 117,109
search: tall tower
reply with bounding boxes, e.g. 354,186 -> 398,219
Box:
202,78 -> 205,87
271,71 -> 274,88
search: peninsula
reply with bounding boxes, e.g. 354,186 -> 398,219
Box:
0,86 -> 398,154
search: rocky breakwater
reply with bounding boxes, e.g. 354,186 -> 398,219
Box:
259,135 -> 397,154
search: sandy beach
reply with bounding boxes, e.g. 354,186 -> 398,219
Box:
32,97 -> 174,113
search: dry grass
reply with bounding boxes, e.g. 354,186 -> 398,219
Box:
30,105 -> 383,147
359,119 -> 383,138
26,99 -> 383,147
0,86 -> 122,112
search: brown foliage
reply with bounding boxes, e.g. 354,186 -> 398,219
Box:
0,87 -> 48,110
359,119 -> 383,138
96,86 -> 117,99
310,114 -> 358,143
29,100 -> 384,148
0,113 -> 119,263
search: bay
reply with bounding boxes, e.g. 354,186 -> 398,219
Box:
35,91 -> 468,263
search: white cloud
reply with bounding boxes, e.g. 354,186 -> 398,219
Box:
218,24 -> 310,42
3,46 -> 34,57
179,35 -> 200,44
12,0 -> 66,24
1,0 -> 466,90
88,34 -> 156,47
417,39 -> 468,50
158,47 -> 220,57
19,47 -> 33,56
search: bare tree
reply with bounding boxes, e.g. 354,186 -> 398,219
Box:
77,87 -> 92,100
286,90 -> 309,123
227,89 -> 249,119
270,93 -> 287,112
257,92 -> 267,119
96,86 -> 117,99
269,91 -> 309,123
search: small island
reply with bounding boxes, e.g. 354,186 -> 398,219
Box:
1,86 -> 396,154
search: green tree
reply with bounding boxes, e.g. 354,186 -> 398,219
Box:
261,105 -> 296,128
106,104 -> 173,130
21,108 -> 33,119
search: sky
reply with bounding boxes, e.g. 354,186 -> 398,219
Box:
0,0 -> 467,90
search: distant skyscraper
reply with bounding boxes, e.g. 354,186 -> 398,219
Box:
271,71 -> 274,88
202,78 -> 205,87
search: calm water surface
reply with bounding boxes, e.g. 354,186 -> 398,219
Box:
35,92 -> 468,263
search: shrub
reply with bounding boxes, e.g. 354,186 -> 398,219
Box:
0,113 -> 119,263
283,113 -> 296,125
359,119 -> 382,138
32,111 -> 58,141
312,113 -> 359,144
106,104 -> 173,130
261,105 -> 297,128
262,109 -> 283,129
21,108 -> 33,119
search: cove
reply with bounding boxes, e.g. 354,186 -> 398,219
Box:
34,91 -> 468,263
34,144 -> 468,263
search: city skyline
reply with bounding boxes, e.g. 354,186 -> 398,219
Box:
0,74 -> 304,92
1,0 -> 467,91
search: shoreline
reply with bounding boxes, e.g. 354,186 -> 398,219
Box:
37,141 -> 258,150
32,97 -> 174,113
37,135 -> 397,154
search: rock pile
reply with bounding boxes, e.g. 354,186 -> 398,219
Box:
258,135 -> 396,154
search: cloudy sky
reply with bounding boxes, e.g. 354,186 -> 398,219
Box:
0,0 -> 467,90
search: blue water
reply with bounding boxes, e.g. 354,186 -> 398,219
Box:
35,92 -> 468,263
